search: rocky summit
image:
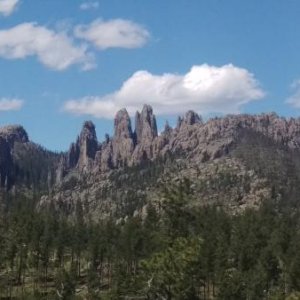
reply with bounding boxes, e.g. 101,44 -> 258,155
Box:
57,105 -> 300,178
36,105 -> 300,219
2,105 -> 300,218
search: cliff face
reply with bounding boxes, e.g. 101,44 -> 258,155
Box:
0,125 -> 61,192
2,106 -> 299,193
111,109 -> 135,168
0,125 -> 29,146
35,106 -> 300,218
133,104 -> 158,163
59,106 -> 300,180
0,125 -> 29,189
78,121 -> 98,171
4,105 -> 300,216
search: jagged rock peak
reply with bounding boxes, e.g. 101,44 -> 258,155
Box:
114,108 -> 133,139
135,104 -> 157,144
0,125 -> 29,144
183,110 -> 202,126
111,108 -> 135,167
77,120 -> 98,171
80,121 -> 97,139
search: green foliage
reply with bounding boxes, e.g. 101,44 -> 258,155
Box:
13,142 -> 59,191
141,237 -> 202,300
55,268 -> 76,299
1,181 -> 300,299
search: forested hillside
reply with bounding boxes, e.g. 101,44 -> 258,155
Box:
1,182 -> 300,299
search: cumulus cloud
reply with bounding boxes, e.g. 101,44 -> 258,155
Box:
0,98 -> 23,111
0,22 -> 95,71
74,19 -> 150,49
79,1 -> 99,10
63,64 -> 265,118
0,0 -> 19,16
286,80 -> 300,108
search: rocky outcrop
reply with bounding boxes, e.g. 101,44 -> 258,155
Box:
56,156 -> 67,185
0,126 -> 29,183
0,125 -> 67,192
0,125 -> 29,147
132,105 -> 158,163
112,109 -> 135,167
64,121 -> 98,173
37,106 -> 300,218
183,110 -> 202,126
135,104 -> 158,144
77,121 -> 98,172
98,139 -> 113,172
58,106 -> 300,182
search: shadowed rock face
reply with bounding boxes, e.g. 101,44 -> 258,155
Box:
67,141 -> 80,169
0,125 -> 29,189
183,110 -> 202,126
0,125 -> 29,147
61,121 -> 98,175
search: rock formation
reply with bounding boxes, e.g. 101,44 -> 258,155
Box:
135,104 -> 158,144
77,121 -> 98,172
53,106 -> 300,183
23,105 -> 300,217
0,125 -> 29,146
63,121 -> 98,173
132,105 -> 158,163
111,109 -> 135,167
0,125 -> 29,189
182,110 -> 202,126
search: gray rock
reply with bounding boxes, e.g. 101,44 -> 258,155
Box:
0,125 -> 29,146
132,105 -> 158,163
135,104 -> 158,144
55,106 -> 300,182
112,108 -> 134,167
77,121 -> 98,172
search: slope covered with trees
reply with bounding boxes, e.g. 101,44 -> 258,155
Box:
1,181 -> 300,299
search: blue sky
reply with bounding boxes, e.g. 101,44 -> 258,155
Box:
0,0 -> 300,151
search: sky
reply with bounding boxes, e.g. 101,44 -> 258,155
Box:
1,0 -> 300,151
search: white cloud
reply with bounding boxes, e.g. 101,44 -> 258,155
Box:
0,0 -> 19,16
63,64 -> 265,118
0,98 -> 23,111
74,19 -> 150,50
0,22 -> 95,71
80,1 -> 99,10
286,80 -> 300,108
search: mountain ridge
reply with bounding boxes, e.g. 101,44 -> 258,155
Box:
56,106 -> 300,182
2,105 -> 300,218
